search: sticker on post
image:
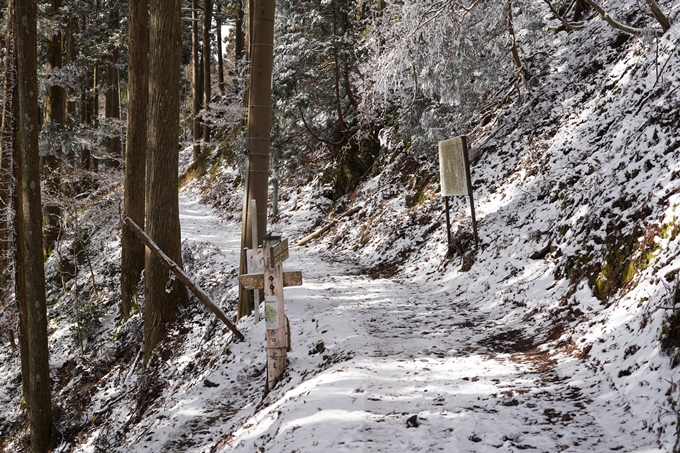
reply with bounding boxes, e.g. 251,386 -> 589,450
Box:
264,295 -> 278,328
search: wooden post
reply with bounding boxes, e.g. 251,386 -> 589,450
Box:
460,136 -> 479,248
444,196 -> 453,257
263,233 -> 287,389
438,135 -> 479,252
122,215 -> 245,341
251,198 -> 261,323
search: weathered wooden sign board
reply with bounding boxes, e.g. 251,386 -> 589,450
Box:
438,135 -> 479,253
270,239 -> 289,268
439,137 -> 469,196
238,233 -> 302,390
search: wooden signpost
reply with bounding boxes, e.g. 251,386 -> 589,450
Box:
438,135 -> 479,255
238,233 -> 302,389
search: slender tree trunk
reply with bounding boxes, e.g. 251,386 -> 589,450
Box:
43,0 -> 65,257
203,0 -> 213,145
191,0 -> 202,160
15,0 -> 52,450
216,10 -> 225,95
508,1 -> 522,69
45,0 -> 65,127
1,0 -> 18,356
105,8 -> 121,161
331,0 -> 346,134
235,0 -> 244,65
145,0 -> 187,363
65,15 -> 77,126
236,0 -> 251,317
121,0 -> 148,321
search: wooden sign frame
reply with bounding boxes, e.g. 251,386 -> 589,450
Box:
438,135 -> 479,253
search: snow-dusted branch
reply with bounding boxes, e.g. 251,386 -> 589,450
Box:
542,0 -> 585,30
583,0 -> 664,36
644,0 -> 670,33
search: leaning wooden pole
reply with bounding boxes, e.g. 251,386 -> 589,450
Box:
122,215 -> 245,342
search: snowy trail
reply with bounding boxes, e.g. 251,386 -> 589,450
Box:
174,190 -> 661,453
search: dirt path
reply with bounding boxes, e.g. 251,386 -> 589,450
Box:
173,191 -> 660,453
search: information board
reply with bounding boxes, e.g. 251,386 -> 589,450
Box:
438,137 -> 469,196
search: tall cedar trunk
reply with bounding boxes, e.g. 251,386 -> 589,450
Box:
43,0 -> 64,257
236,0 -> 249,316
238,0 -> 274,320
235,0 -> 244,65
1,0 -> 18,352
145,0 -> 186,363
203,0 -> 213,144
45,0 -> 65,127
191,0 -> 202,160
105,8 -> 121,161
216,11 -> 225,95
15,0 -> 53,450
65,15 -> 77,126
121,0 -> 148,320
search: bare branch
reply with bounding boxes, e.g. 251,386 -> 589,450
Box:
644,0 -> 670,33
543,0 -> 586,30
583,0 -> 664,36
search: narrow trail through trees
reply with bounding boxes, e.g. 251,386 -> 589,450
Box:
174,189 -> 658,452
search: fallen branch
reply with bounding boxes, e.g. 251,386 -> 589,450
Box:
124,349 -> 142,384
294,206 -> 362,247
121,215 -> 245,342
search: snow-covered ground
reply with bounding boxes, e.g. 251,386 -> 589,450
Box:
177,188 -> 673,453
1,2 -> 680,452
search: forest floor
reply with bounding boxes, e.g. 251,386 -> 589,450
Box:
88,182 -> 670,453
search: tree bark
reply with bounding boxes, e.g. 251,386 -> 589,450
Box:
65,14 -> 77,126
121,0 -> 148,321
216,8 -> 225,95
145,0 -> 187,363
191,0 -> 203,160
15,0 -> 53,450
507,1 -> 522,69
238,0 -> 274,320
235,0 -> 244,63
43,0 -> 65,257
203,0 -> 213,144
645,0 -> 670,33
105,7 -> 121,161
583,0 -> 663,36
1,0 -> 18,356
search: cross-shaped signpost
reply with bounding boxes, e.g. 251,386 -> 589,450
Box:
238,233 -> 302,389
